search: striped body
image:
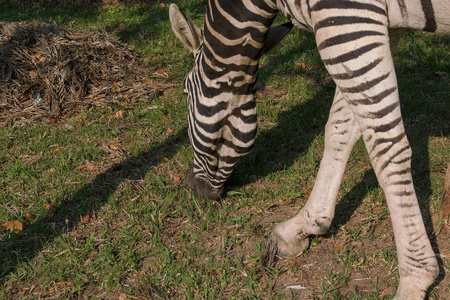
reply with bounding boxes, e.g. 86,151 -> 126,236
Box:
169,0 -> 449,297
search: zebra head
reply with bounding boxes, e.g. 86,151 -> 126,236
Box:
169,4 -> 292,199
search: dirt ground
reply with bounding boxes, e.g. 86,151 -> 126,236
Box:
256,205 -> 450,299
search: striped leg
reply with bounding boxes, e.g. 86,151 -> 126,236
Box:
265,88 -> 361,258
264,25 -> 409,265
266,6 -> 438,299
264,30 -> 406,259
311,8 -> 438,298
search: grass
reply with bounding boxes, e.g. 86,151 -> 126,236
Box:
1,1 -> 449,299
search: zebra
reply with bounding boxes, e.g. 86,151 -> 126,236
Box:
169,0 -> 449,298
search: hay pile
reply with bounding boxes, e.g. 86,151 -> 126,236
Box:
0,21 -> 162,124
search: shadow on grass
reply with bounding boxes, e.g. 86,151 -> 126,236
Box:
0,14 -> 448,296
0,127 -> 189,281
0,1 -> 207,45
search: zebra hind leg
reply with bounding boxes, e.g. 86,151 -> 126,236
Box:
263,88 -> 362,266
311,14 -> 438,297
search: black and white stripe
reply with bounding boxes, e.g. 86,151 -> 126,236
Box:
170,0 -> 447,297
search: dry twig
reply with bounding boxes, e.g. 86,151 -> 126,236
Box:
0,21 -> 162,124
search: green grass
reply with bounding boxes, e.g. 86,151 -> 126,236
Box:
1,1 -> 449,299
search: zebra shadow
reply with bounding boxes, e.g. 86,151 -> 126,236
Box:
0,2 -> 204,282
0,127 -> 189,282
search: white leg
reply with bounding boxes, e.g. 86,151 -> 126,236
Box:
264,88 -> 361,259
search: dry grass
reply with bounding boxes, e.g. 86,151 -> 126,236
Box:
0,21 -> 162,124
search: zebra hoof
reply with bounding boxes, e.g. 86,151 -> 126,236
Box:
261,232 -> 309,267
185,167 -> 224,200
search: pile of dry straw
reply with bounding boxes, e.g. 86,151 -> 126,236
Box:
0,21 -> 161,124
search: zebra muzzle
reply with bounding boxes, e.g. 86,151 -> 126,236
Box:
185,167 -> 224,200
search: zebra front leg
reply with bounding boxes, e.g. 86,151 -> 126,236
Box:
311,12 -> 439,297
263,88 -> 361,261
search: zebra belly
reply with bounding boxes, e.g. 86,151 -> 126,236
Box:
386,0 -> 450,33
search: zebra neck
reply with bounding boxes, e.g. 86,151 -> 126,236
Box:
202,0 -> 278,74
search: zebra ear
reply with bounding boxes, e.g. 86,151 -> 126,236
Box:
169,4 -> 203,54
261,22 -> 293,55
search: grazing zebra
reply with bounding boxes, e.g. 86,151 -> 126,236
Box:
169,0 -> 449,298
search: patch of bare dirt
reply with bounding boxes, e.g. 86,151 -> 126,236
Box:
254,199 -> 450,299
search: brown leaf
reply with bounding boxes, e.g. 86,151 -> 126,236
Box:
29,71 -> 39,79
162,116 -> 170,122
81,214 -> 90,224
169,173 -> 180,183
157,156 -> 168,162
31,52 -> 45,62
44,204 -> 56,212
168,40 -> 173,47
47,168 -> 55,173
103,144 -> 125,158
302,188 -> 310,199
295,62 -> 307,69
156,68 -> 164,74
51,148 -> 62,154
76,164 -> 95,172
146,78 -> 154,84
24,213 -> 32,220
334,244 -> 343,250
57,281 -> 72,288
173,250 -> 182,259
2,220 -> 23,231
115,111 -> 124,119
